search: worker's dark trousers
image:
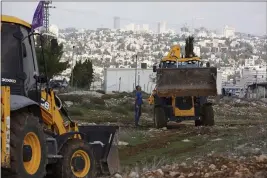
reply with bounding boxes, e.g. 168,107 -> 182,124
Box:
135,104 -> 142,126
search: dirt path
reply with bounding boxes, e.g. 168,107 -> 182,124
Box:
115,119 -> 267,177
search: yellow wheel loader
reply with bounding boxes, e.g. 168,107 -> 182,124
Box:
1,15 -> 119,178
149,36 -> 217,129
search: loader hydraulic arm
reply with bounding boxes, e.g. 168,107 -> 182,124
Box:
40,89 -> 79,136
162,45 -> 181,62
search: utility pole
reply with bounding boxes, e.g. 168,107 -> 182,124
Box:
134,54 -> 138,88
256,69 -> 259,98
43,1 -> 56,33
118,77 -> 121,92
264,85 -> 266,98
138,72 -> 140,86
71,46 -> 75,87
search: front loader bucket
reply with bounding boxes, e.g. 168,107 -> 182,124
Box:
78,125 -> 120,176
156,67 -> 217,97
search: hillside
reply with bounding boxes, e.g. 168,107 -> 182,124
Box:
54,28 -> 267,81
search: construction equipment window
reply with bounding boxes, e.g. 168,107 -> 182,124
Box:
1,22 -> 22,73
20,25 -> 38,93
178,61 -> 200,68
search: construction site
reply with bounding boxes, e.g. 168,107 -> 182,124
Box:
1,1 -> 267,178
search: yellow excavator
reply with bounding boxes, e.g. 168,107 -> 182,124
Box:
1,15 -> 119,178
149,36 -> 217,128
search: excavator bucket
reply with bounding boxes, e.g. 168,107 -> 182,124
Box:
156,67 -> 217,97
107,131 -> 120,174
78,125 -> 120,176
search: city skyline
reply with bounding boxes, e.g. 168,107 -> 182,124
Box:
2,2 -> 266,35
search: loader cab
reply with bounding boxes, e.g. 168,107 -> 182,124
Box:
155,59 -> 201,71
177,60 -> 201,68
1,15 -> 46,102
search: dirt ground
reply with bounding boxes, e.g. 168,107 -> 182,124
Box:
115,121 -> 267,178
114,99 -> 267,178
63,94 -> 267,178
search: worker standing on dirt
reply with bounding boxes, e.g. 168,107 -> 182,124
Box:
135,85 -> 143,127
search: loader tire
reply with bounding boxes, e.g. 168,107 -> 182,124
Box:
201,103 -> 215,126
3,111 -> 47,178
154,106 -> 167,129
55,139 -> 96,178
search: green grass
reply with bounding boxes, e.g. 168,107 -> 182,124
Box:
118,124 -> 267,168
111,106 -> 130,115
119,134 -> 207,167
59,91 -> 154,125
67,107 -> 84,116
119,129 -> 150,146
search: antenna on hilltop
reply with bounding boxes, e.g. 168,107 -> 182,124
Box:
43,0 -> 56,33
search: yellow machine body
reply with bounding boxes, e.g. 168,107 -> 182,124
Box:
171,96 -> 195,116
1,15 -> 119,177
0,15 -> 79,168
151,37 -> 216,129
149,92 -> 195,117
1,87 -> 11,168
150,45 -> 199,117
162,44 -> 201,63
40,89 -> 80,135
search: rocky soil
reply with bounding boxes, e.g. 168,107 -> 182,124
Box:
61,93 -> 267,178
112,154 -> 267,178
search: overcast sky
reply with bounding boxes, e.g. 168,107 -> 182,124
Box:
2,2 -> 267,35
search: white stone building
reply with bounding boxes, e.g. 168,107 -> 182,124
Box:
142,24 -> 150,32
157,21 -> 167,33
104,68 -> 223,95
240,65 -> 267,86
104,68 -> 156,94
49,24 -> 59,38
194,46 -> 201,57
223,25 -> 235,38
124,23 -> 135,31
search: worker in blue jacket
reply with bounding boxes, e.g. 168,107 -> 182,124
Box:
135,85 -> 143,127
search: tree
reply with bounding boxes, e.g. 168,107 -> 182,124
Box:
70,59 -> 94,89
36,40 -> 69,79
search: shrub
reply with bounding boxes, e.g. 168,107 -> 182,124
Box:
123,102 -> 134,111
96,90 -> 105,94
101,94 -> 113,100
68,108 -> 84,116
80,101 -> 94,108
59,94 -> 83,104
93,104 -> 106,110
233,103 -> 250,107
111,106 -> 129,115
80,100 -> 106,110
90,97 -> 105,105
119,92 -> 133,98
